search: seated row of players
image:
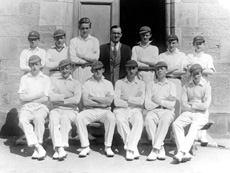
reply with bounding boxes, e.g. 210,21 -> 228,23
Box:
18,54 -> 211,164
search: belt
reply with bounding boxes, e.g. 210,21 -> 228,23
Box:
155,105 -> 167,109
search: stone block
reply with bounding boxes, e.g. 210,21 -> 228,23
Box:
0,84 -> 20,113
1,60 -> 20,73
39,2 -> 66,26
199,3 -> 220,19
0,0 -> 19,16
0,37 -> 19,60
64,2 -> 73,27
209,113 -> 229,137
175,3 -> 199,27
220,38 -> 230,62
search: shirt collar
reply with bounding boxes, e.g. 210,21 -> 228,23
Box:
156,78 -> 169,85
194,51 -> 204,57
57,74 -> 73,81
27,71 -> 44,78
79,34 -> 92,41
138,41 -> 152,48
51,43 -> 67,51
188,77 -> 205,86
28,46 -> 39,52
124,77 -> 138,85
167,48 -> 180,54
91,75 -> 105,83
111,41 -> 120,48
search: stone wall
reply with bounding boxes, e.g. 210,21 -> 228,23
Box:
0,0 -> 74,135
174,0 -> 230,138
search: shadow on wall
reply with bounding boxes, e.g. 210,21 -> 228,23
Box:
0,108 -> 24,137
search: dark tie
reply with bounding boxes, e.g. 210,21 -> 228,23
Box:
113,44 -> 117,57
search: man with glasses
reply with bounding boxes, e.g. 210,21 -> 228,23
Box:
49,59 -> 82,161
114,60 -> 145,161
45,29 -> 69,77
145,61 -> 176,161
131,26 -> 159,84
69,17 -> 100,83
99,25 -> 132,86
76,61 -> 116,158
172,64 -> 212,163
20,31 -> 46,73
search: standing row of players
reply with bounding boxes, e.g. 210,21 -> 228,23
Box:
18,17 -> 215,163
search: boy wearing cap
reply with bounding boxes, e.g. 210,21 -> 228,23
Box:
20,31 -> 46,73
49,59 -> 82,161
145,61 -> 176,161
159,34 -> 187,73
131,26 -> 159,84
172,64 -> 211,163
18,55 -> 50,160
69,17 -> 100,83
76,61 -> 116,158
99,25 -> 132,86
114,60 -> 145,161
45,29 -> 69,77
187,36 -> 215,77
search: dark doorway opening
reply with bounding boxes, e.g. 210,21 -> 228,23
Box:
120,0 -> 166,53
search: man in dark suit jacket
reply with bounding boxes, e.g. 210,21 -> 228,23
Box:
99,25 -> 132,86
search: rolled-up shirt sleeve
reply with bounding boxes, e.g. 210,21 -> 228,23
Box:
114,80 -> 128,108
160,82 -> 176,110
128,81 -> 145,106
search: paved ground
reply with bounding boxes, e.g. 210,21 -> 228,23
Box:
0,137 -> 229,173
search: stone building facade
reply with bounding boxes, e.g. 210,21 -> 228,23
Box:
0,0 -> 230,139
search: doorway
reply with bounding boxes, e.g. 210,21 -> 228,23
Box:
120,0 -> 166,53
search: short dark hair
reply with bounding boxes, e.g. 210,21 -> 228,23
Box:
110,25 -> 122,32
78,17 -> 91,28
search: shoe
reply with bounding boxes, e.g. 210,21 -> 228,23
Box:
31,150 -> 39,159
79,147 -> 90,157
147,149 -> 158,161
53,151 -> 59,160
104,147 -> 114,157
134,148 -> 140,159
58,147 -> 67,161
126,150 -> 134,161
16,136 -> 27,145
37,145 -> 46,161
182,152 -> 193,162
157,146 -> 166,160
173,152 -> 184,163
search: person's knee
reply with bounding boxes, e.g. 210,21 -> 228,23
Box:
133,113 -> 143,124
115,114 -> 125,124
106,112 -> 116,123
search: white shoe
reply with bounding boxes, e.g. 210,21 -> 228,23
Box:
52,151 -> 59,160
104,147 -> 114,157
31,150 -> 38,159
134,148 -> 140,159
147,149 -> 158,161
173,152 -> 184,163
157,146 -> 166,160
126,150 -> 134,161
37,145 -> 46,161
182,152 -> 193,162
58,147 -> 67,161
79,147 -> 90,157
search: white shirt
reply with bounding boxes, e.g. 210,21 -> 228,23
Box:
18,71 -> 50,108
145,79 -> 176,111
69,35 -> 99,63
20,47 -> 46,72
159,48 -> 187,70
132,42 -> 159,67
187,51 -> 215,71
82,76 -> 114,98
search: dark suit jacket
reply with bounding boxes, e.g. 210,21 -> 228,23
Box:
99,43 -> 132,83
